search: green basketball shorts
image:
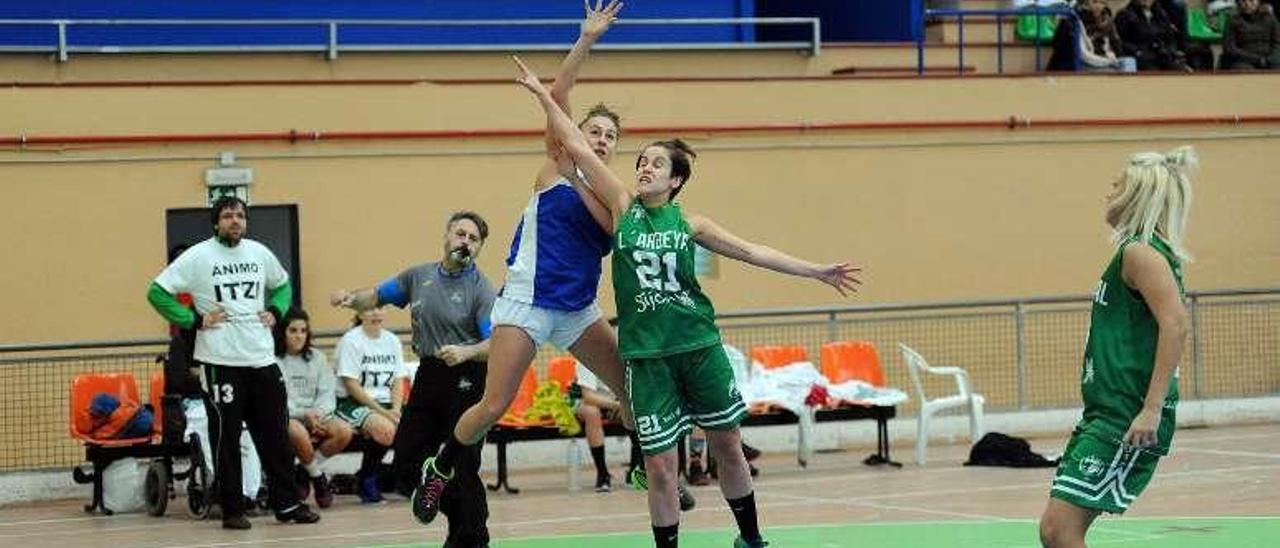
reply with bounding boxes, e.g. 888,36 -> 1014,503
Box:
626,344 -> 748,456
1050,430 -> 1163,514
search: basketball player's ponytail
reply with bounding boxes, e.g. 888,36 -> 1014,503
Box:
1108,146 -> 1196,261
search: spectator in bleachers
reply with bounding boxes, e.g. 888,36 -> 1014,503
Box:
573,360 -> 624,492
1160,0 -> 1218,70
1116,0 -> 1193,71
276,307 -> 352,509
334,307 -> 410,504
1220,0 -> 1280,69
1049,0 -> 1138,72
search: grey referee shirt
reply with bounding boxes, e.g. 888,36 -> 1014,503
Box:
381,262 -> 495,359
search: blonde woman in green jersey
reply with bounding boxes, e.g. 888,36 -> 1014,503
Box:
1039,147 -> 1196,548
515,58 -> 861,548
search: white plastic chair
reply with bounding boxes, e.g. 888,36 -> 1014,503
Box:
897,343 -> 986,465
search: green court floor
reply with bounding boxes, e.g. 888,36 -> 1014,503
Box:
370,517 -> 1280,548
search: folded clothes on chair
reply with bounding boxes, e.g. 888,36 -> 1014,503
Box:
84,392 -> 153,439
736,361 -> 908,414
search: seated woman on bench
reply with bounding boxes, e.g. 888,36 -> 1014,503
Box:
334,307 -> 409,504
277,307 -> 353,509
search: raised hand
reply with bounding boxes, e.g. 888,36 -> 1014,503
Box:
513,56 -> 547,95
329,289 -> 354,308
582,0 -> 624,39
814,262 -> 863,296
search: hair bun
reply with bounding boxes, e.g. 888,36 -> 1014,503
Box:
1163,145 -> 1198,173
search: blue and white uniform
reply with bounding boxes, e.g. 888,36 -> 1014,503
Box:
492,179 -> 612,349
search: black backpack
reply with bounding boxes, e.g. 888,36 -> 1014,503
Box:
964,432 -> 1059,468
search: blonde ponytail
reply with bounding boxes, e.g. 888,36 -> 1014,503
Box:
1107,146 -> 1196,261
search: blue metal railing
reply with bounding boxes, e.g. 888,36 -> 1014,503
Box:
0,17 -> 822,62
917,7 -> 1082,75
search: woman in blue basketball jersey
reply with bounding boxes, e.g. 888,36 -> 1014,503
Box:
410,1 -> 638,525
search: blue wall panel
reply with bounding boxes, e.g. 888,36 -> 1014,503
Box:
0,1 -> 756,48
756,0 -> 922,42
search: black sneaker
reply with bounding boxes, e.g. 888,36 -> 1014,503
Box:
275,504 -> 321,524
678,482 -> 696,512
742,442 -> 762,462
594,473 -> 613,493
411,456 -> 453,525
221,514 -> 251,530
313,474 -> 334,509
242,496 -> 263,517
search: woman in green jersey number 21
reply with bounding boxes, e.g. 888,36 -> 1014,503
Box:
1040,147 -> 1197,548
515,58 -> 862,548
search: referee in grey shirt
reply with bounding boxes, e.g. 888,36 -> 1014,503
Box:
331,211 -> 494,548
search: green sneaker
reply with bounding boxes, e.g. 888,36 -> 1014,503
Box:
411,456 -> 453,525
732,537 -> 769,548
628,467 -> 648,491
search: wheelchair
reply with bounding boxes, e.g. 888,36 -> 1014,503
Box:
69,370 -> 215,518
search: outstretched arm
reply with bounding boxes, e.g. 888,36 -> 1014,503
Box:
550,0 -> 623,112
516,57 -> 633,229
538,1 -> 623,182
688,213 -> 862,296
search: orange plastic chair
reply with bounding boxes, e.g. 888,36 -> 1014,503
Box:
497,367 -> 544,427
750,345 -> 809,370
820,341 -> 886,387
69,372 -> 153,447
149,372 -> 165,437
546,357 -> 577,394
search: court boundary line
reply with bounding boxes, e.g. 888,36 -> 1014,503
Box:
358,515 -> 1280,548
4,463 -> 1276,543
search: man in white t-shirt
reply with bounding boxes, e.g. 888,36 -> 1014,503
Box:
147,196 -> 320,530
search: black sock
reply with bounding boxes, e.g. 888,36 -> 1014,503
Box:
435,434 -> 466,476
652,523 -> 679,548
727,492 -> 761,542
677,437 -> 688,479
359,444 -> 389,479
589,445 -> 609,479
628,431 -> 644,471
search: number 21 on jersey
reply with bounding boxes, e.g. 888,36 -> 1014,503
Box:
634,250 -> 681,292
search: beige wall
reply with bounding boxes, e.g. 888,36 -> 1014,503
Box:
2,72 -> 1278,344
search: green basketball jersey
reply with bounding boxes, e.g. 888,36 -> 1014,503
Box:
1079,236 -> 1184,455
612,200 -> 721,359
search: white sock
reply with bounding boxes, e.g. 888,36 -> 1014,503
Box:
304,456 -> 325,478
